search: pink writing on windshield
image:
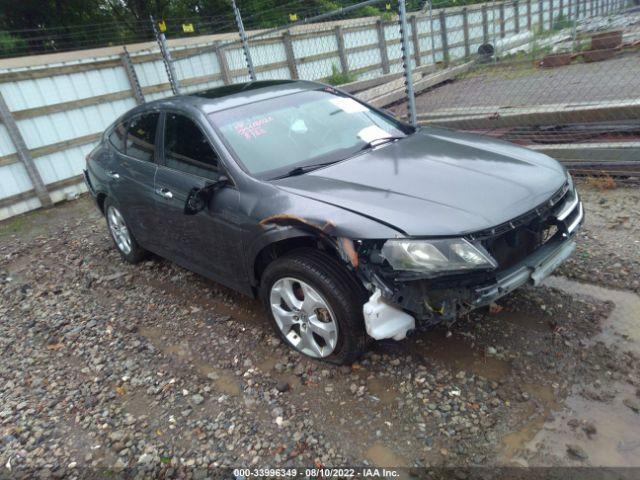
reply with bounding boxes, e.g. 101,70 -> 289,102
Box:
234,116 -> 275,139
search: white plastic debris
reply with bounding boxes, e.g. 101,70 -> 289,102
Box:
363,289 -> 415,341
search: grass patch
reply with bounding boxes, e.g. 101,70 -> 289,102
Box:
583,174 -> 617,190
0,214 -> 30,238
324,64 -> 358,86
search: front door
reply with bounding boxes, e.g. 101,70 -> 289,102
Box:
153,112 -> 245,286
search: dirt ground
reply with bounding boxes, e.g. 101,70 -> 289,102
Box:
1,181 -> 639,476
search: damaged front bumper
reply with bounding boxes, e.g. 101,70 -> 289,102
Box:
362,194 -> 584,335
471,233 -> 576,308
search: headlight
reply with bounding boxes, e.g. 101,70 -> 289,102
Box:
566,170 -> 574,192
380,238 -> 497,275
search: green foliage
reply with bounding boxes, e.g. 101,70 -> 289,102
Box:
0,30 -> 27,57
551,14 -> 573,31
325,64 -> 357,85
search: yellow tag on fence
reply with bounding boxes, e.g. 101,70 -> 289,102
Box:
158,20 -> 167,32
385,3 -> 391,10
182,23 -> 194,33
289,13 -> 298,22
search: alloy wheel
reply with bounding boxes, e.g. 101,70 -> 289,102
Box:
107,206 -> 133,255
269,277 -> 338,358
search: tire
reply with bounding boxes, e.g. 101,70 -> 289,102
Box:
104,198 -> 147,264
260,248 -> 369,365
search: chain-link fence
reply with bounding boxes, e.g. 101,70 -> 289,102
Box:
0,0 -> 638,220
392,0 -> 640,175
166,0 -> 418,114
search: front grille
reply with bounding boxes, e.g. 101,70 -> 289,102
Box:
481,215 -> 555,270
474,182 -> 572,271
468,181 -> 570,241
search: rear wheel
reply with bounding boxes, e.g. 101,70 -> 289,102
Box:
104,198 -> 147,264
260,248 -> 369,365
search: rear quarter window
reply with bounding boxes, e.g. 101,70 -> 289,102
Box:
109,122 -> 127,153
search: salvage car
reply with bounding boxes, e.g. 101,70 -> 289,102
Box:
84,80 -> 583,364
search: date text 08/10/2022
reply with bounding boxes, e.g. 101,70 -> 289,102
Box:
233,467 -> 401,478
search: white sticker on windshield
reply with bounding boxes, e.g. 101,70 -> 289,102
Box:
357,125 -> 393,144
329,97 -> 368,114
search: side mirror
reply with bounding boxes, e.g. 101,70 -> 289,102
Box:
184,175 -> 229,215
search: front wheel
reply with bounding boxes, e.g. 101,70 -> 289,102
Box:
260,249 -> 369,365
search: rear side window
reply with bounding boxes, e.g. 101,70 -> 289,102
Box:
109,122 -> 127,153
164,113 -> 219,179
126,113 -> 159,162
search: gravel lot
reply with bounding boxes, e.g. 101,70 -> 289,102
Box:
1,182 -> 639,476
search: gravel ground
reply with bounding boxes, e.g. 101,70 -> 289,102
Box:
558,184 -> 640,293
1,183 -> 639,476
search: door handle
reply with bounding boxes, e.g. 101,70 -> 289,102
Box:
107,171 -> 120,180
156,187 -> 173,199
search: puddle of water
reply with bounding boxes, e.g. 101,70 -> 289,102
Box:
518,381 -> 640,466
139,326 -> 241,396
502,414 -> 547,461
410,332 -> 511,382
520,383 -> 558,405
367,377 -> 399,404
365,443 -> 408,467
501,386 -> 561,462
259,356 -> 278,373
543,276 -> 640,354
191,359 -> 241,396
501,276 -> 640,466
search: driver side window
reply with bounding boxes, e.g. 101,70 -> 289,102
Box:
164,113 -> 219,180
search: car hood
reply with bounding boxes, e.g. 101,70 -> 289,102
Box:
273,127 -> 567,237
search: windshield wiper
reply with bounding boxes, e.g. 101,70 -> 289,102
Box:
359,135 -> 406,151
271,160 -> 340,180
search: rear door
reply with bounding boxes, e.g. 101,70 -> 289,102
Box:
153,112 -> 244,285
108,112 -> 161,249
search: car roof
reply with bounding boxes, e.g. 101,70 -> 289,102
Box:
144,79 -> 324,116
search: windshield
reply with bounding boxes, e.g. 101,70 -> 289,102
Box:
209,88 -> 411,179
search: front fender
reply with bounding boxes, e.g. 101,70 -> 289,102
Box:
245,226 -> 319,286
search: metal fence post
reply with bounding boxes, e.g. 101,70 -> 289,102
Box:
282,31 -> 299,79
527,0 -> 532,30
499,3 -> 506,38
150,16 -> 181,95
410,15 -> 422,66
462,7 -> 470,60
231,0 -> 256,81
215,46 -> 232,85
572,0 -> 579,50
398,0 -> 417,127
481,4 -> 489,43
335,26 -> 349,74
439,10 -> 450,65
539,0 -> 544,29
428,0 -> 437,65
376,19 -> 391,74
514,0 -> 520,33
120,46 -> 145,104
0,92 -> 52,207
